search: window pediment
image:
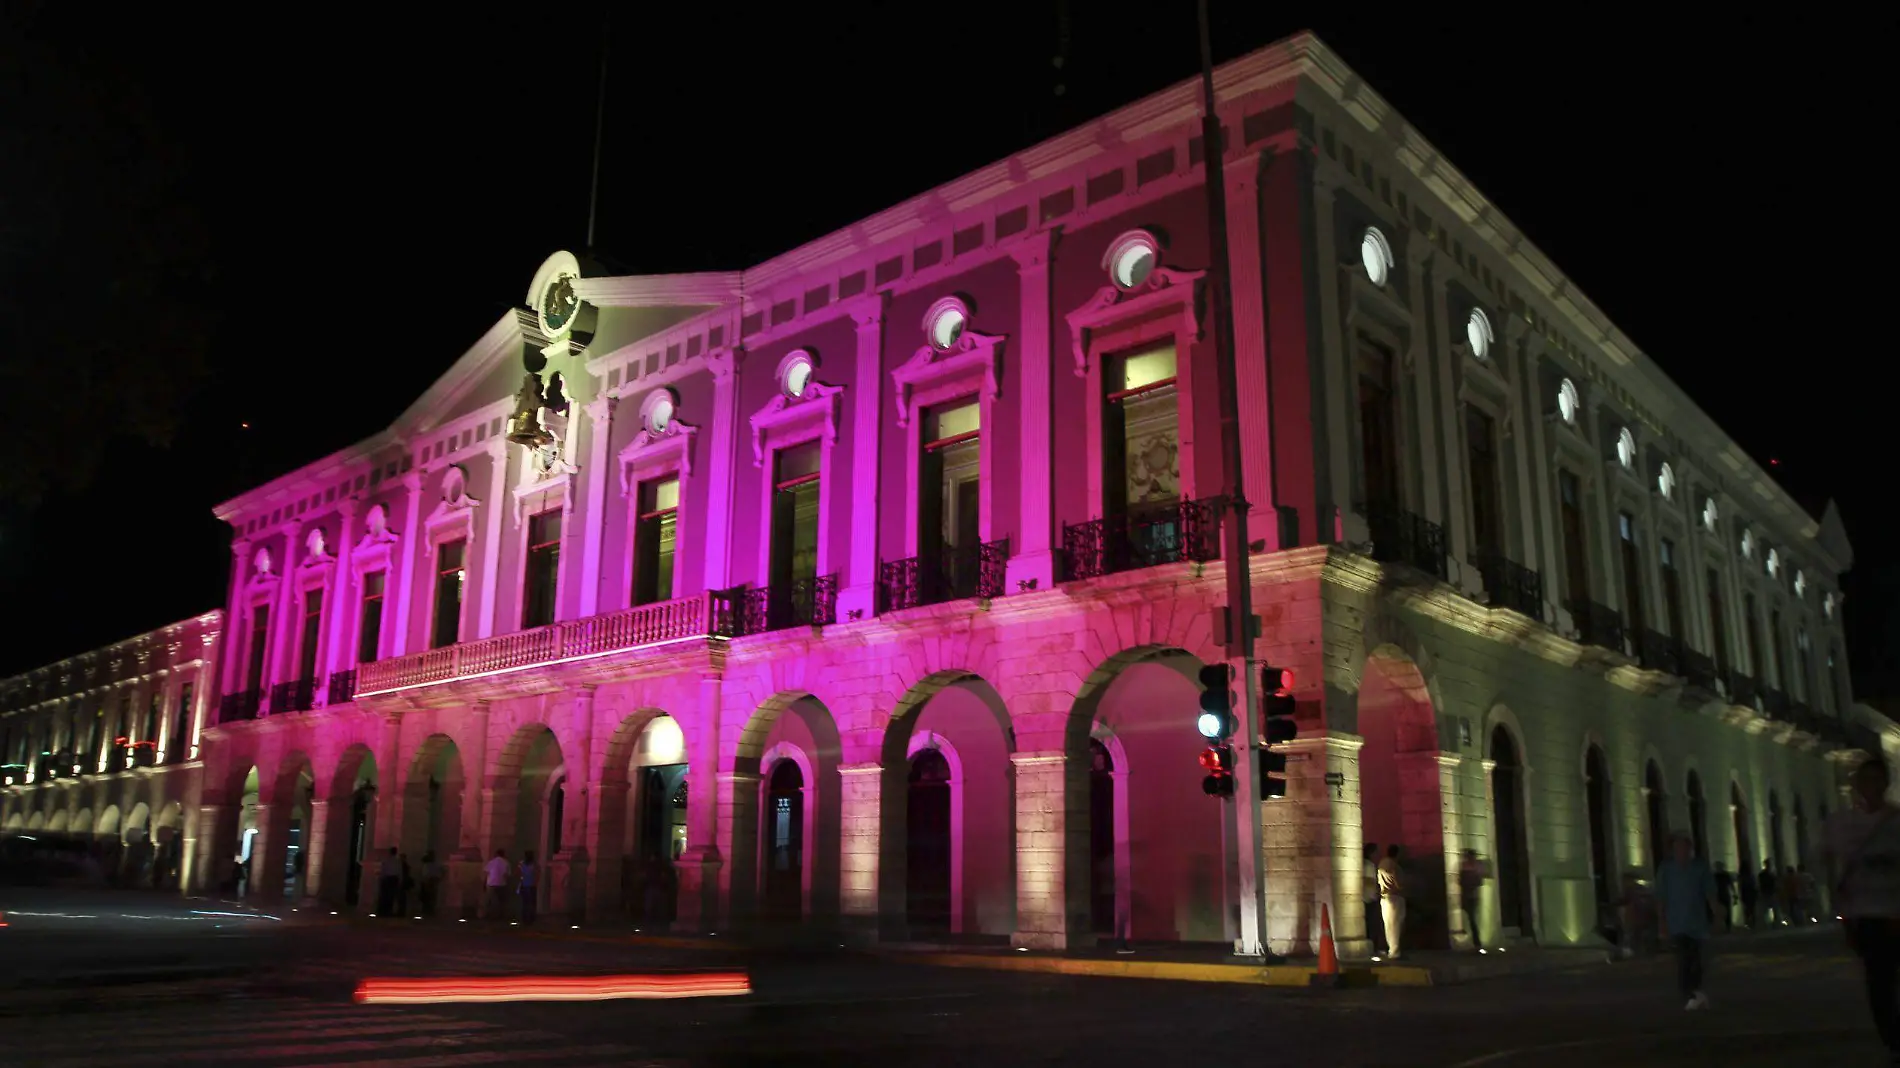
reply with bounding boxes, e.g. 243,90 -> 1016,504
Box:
1066,267 -> 1205,378
891,329 -> 1005,427
750,379 -> 843,467
618,417 -> 698,492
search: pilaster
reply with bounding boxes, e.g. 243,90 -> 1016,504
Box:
675,674 -> 725,932
577,399 -> 615,618
301,797 -> 330,906
1227,154 -> 1276,539
1266,732 -> 1363,957
478,439 -> 508,639
838,762 -> 882,944
1010,750 -> 1069,950
700,349 -> 742,592
837,297 -> 888,623
389,471 -> 425,657
1007,231 -> 1058,592
323,499 -> 359,700
1310,176 -> 1353,545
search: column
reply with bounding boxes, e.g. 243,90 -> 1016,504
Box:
837,297 -> 887,622
477,439 -> 508,638
1437,752 -> 1468,948
301,798 -> 330,905
577,399 -> 615,619
323,499 -> 359,702
250,802 -> 279,902
449,702 -> 491,917
1426,272 -> 1477,595
389,471 -> 425,656
1478,757 -> 1500,945
1007,231 -> 1058,592
675,675 -> 724,931
1522,343 -> 1567,629
1401,238 -> 1442,540
1008,751 -> 1068,950
838,763 -> 882,945
371,713 -> 403,904
561,686 -> 598,919
716,770 -> 762,923
700,348 -> 742,592
1309,176 -> 1354,544
222,540 -> 251,696
190,803 -> 231,897
1268,732 -> 1363,957
1226,154 -> 1276,539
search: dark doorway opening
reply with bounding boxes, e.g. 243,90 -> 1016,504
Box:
1584,747 -> 1613,908
1490,726 -> 1532,935
763,759 -> 805,921
906,748 -> 953,933
1088,739 -> 1115,935
346,786 -> 371,907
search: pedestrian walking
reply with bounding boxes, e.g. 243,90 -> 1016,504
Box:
483,848 -> 511,922
1819,757 -> 1900,1063
1758,862 -> 1779,926
376,847 -> 401,916
1459,848 -> 1490,953
1656,832 -> 1718,1010
1363,842 -> 1385,958
1377,844 -> 1406,961
418,851 -> 441,918
1714,861 -> 1736,933
518,850 -> 538,925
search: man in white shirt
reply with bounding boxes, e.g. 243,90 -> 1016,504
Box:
1378,845 -> 1407,961
1820,757 -> 1900,1062
483,848 -> 512,922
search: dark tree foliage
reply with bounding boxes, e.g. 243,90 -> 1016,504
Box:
0,15 -> 216,505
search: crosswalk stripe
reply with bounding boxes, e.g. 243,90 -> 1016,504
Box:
280,1043 -> 636,1068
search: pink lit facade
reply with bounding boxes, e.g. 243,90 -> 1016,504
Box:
5,34 -> 1872,955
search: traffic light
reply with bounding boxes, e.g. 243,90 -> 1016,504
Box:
1196,663 -> 1236,740
1200,744 -> 1235,796
1260,665 -> 1297,798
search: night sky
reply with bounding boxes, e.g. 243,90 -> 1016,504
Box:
1,7 -> 1887,691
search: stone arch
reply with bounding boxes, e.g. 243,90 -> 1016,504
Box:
730,691 -> 843,927
401,733 -> 466,877
124,802 -> 150,840
1065,643 -> 1222,944
596,708 -> 684,923
48,809 -> 70,833
1729,774 -> 1756,882
1642,754 -> 1669,868
879,670 -> 1015,939
4,811 -> 22,832
324,743 -> 379,909
1333,612 -> 1448,738
27,810 -> 45,830
490,722 -> 565,915
1582,742 -> 1616,909
1484,710 -> 1536,939
73,807 -> 93,837
153,800 -> 186,890
1358,644 -> 1450,950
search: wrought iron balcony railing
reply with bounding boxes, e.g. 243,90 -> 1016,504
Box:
1637,629 -> 1683,677
327,669 -> 358,706
879,539 -> 1010,612
1728,671 -> 1760,710
219,688 -> 261,724
1060,496 -> 1224,582
357,590 -> 741,697
271,677 -> 316,714
739,574 -> 839,634
1681,648 -> 1720,693
1568,599 -> 1625,654
1364,501 -> 1447,581
1473,549 -> 1544,621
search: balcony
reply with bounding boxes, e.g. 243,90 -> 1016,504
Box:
1637,629 -> 1683,677
328,668 -> 358,705
1364,501 -> 1447,581
219,688 -> 261,724
356,590 -> 741,697
1473,549 -> 1543,621
1569,599 -> 1625,654
1681,648 -> 1720,693
879,540 -> 1010,613
1060,496 -> 1224,582
271,677 -> 316,714
738,574 -> 839,634
1728,672 -> 1760,709
1760,687 -> 1791,721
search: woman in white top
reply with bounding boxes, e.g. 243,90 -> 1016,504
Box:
1819,757 -> 1900,1063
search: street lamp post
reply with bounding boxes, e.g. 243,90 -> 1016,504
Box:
1196,0 -> 1271,958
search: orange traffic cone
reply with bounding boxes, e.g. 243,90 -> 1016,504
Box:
1310,903 -> 1343,988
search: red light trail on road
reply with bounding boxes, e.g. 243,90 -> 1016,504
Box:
353,972 -> 752,1004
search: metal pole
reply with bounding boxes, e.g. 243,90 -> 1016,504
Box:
585,36 -> 610,251
1197,0 -> 1269,958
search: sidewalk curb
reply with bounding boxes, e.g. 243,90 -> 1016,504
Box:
886,950 -> 1434,988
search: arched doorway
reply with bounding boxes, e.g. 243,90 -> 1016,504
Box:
1730,783 -> 1753,891
1767,790 -> 1784,872
401,735 -> 465,902
906,747 -> 953,933
500,725 -> 565,917
236,767 -> 261,897
1359,650 -> 1447,949
1686,771 -> 1709,861
155,802 -> 185,890
762,758 -> 804,921
1088,738 -> 1116,936
609,713 -> 688,926
124,801 -> 153,890
1489,725 -> 1532,937
331,748 -> 379,909
1583,746 -> 1613,909
1644,761 -> 1667,868
1793,796 -> 1809,884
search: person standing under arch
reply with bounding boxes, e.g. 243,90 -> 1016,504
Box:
1378,845 -> 1407,961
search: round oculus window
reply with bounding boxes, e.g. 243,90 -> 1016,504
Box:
642,389 -> 676,435
1557,378 -> 1579,424
921,296 -> 971,353
1740,529 -> 1754,559
1766,548 -> 1780,578
1824,592 -> 1836,619
1657,462 -> 1676,500
1794,571 -> 1808,598
1616,427 -> 1636,469
1360,227 -> 1393,287
1466,308 -> 1493,360
783,356 -> 813,398
1702,498 -> 1719,532
1103,230 -> 1160,290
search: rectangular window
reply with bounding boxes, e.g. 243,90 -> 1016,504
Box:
1771,609 -> 1789,690
1707,569 -> 1731,677
1743,593 -> 1762,677
1359,341 -> 1400,510
357,571 -> 386,665
633,479 -> 680,607
142,692 -> 161,746
246,603 -> 271,691
1104,346 -> 1179,516
298,588 -> 324,681
1796,630 -> 1813,702
1558,470 -> 1588,603
771,442 -> 823,605
431,539 -> 466,649
1465,405 -> 1502,558
1659,539 -> 1684,641
922,401 -> 982,595
1618,511 -> 1645,634
523,510 -> 563,629
1830,648 -> 1844,712
172,682 -> 195,762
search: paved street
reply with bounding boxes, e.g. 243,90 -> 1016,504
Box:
0,919 -> 1883,1067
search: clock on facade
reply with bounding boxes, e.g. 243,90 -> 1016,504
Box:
541,274 -> 579,334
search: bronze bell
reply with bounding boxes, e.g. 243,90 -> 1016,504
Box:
507,373 -> 554,448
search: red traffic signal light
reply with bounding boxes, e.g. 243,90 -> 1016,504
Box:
1261,665 -> 1295,694
1199,744 -> 1235,797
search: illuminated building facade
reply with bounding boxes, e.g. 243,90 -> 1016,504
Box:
0,33 -> 1876,953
